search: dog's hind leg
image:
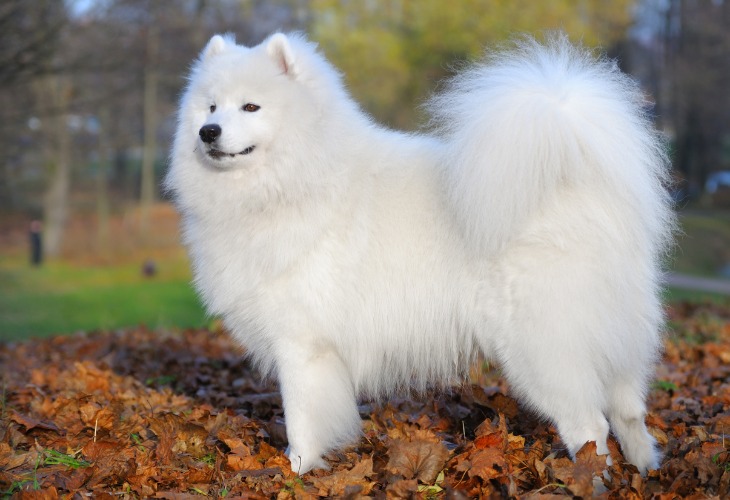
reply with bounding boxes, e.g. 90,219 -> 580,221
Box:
489,257 -> 614,463
275,337 -> 361,474
498,341 -> 612,461
606,379 -> 659,473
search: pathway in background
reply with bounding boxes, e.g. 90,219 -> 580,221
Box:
666,273 -> 730,295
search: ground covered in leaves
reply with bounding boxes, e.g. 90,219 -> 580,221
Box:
2,301 -> 730,499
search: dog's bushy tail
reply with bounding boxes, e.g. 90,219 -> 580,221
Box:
428,34 -> 674,256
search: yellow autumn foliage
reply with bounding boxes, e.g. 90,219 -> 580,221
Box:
310,0 -> 634,127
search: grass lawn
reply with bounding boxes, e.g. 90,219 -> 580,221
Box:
672,210 -> 730,276
0,252 -> 207,341
663,287 -> 728,304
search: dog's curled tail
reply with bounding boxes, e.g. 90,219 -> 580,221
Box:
428,34 -> 673,255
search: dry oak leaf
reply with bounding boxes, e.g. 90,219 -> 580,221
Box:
387,430 -> 449,483
10,411 -> 64,434
457,421 -> 509,482
311,457 -> 375,496
227,449 -> 264,472
78,401 -> 119,430
386,478 -> 419,498
257,440 -> 280,462
81,440 -> 137,489
574,440 -> 609,475
474,412 -> 509,448
53,466 -> 95,492
126,464 -> 161,494
224,439 -> 263,472
218,427 -> 266,472
184,465 -> 215,484
546,441 -> 607,498
154,492 -> 205,500
13,485 -> 60,499
148,413 -> 209,465
464,447 -> 507,481
0,442 -> 40,471
486,392 -> 520,419
64,361 -> 112,393
474,431 -> 504,450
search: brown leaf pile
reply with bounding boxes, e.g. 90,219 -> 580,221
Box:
1,301 -> 729,498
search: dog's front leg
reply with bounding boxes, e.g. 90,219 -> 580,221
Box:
275,336 -> 361,474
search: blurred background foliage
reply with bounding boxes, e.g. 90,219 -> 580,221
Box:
311,0 -> 635,126
0,0 -> 728,339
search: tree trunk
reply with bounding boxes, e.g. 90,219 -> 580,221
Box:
96,105 -> 111,257
140,22 -> 159,238
41,75 -> 72,259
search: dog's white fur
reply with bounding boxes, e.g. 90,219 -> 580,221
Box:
166,32 -> 674,474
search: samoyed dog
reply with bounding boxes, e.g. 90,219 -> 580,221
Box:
166,32 -> 674,474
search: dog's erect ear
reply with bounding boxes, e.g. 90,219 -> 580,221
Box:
266,33 -> 298,77
202,34 -> 229,61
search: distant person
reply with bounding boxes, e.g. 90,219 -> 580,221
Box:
29,220 -> 42,266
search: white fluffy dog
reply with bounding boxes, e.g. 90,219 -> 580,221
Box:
166,32 -> 674,474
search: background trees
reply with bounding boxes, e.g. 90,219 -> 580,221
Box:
0,0 -> 727,259
664,0 -> 730,198
310,0 -> 635,127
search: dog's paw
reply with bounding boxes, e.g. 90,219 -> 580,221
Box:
286,447 -> 330,475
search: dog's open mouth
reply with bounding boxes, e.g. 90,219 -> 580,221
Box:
207,146 -> 255,159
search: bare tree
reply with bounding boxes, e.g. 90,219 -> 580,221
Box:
140,21 -> 160,237
0,0 -> 65,85
664,0 -> 730,194
38,75 -> 72,258
0,0 -> 67,212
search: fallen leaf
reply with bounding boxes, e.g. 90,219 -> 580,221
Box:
466,447 -> 507,481
575,441 -> 608,475
311,457 -> 374,496
81,440 -> 136,489
10,411 -> 63,434
474,432 -> 503,450
386,478 -> 418,498
387,432 -> 449,483
545,444 -> 607,499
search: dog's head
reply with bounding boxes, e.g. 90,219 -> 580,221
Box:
178,33 -> 326,172
167,32 -> 359,215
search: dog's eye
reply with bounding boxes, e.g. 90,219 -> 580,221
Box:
242,103 -> 260,112
209,104 -> 216,113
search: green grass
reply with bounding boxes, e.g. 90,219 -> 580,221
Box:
1,449 -> 92,496
42,449 -> 91,469
672,211 -> 730,277
663,287 -> 729,304
0,254 -> 207,341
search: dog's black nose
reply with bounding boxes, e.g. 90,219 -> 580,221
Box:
199,124 -> 221,144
